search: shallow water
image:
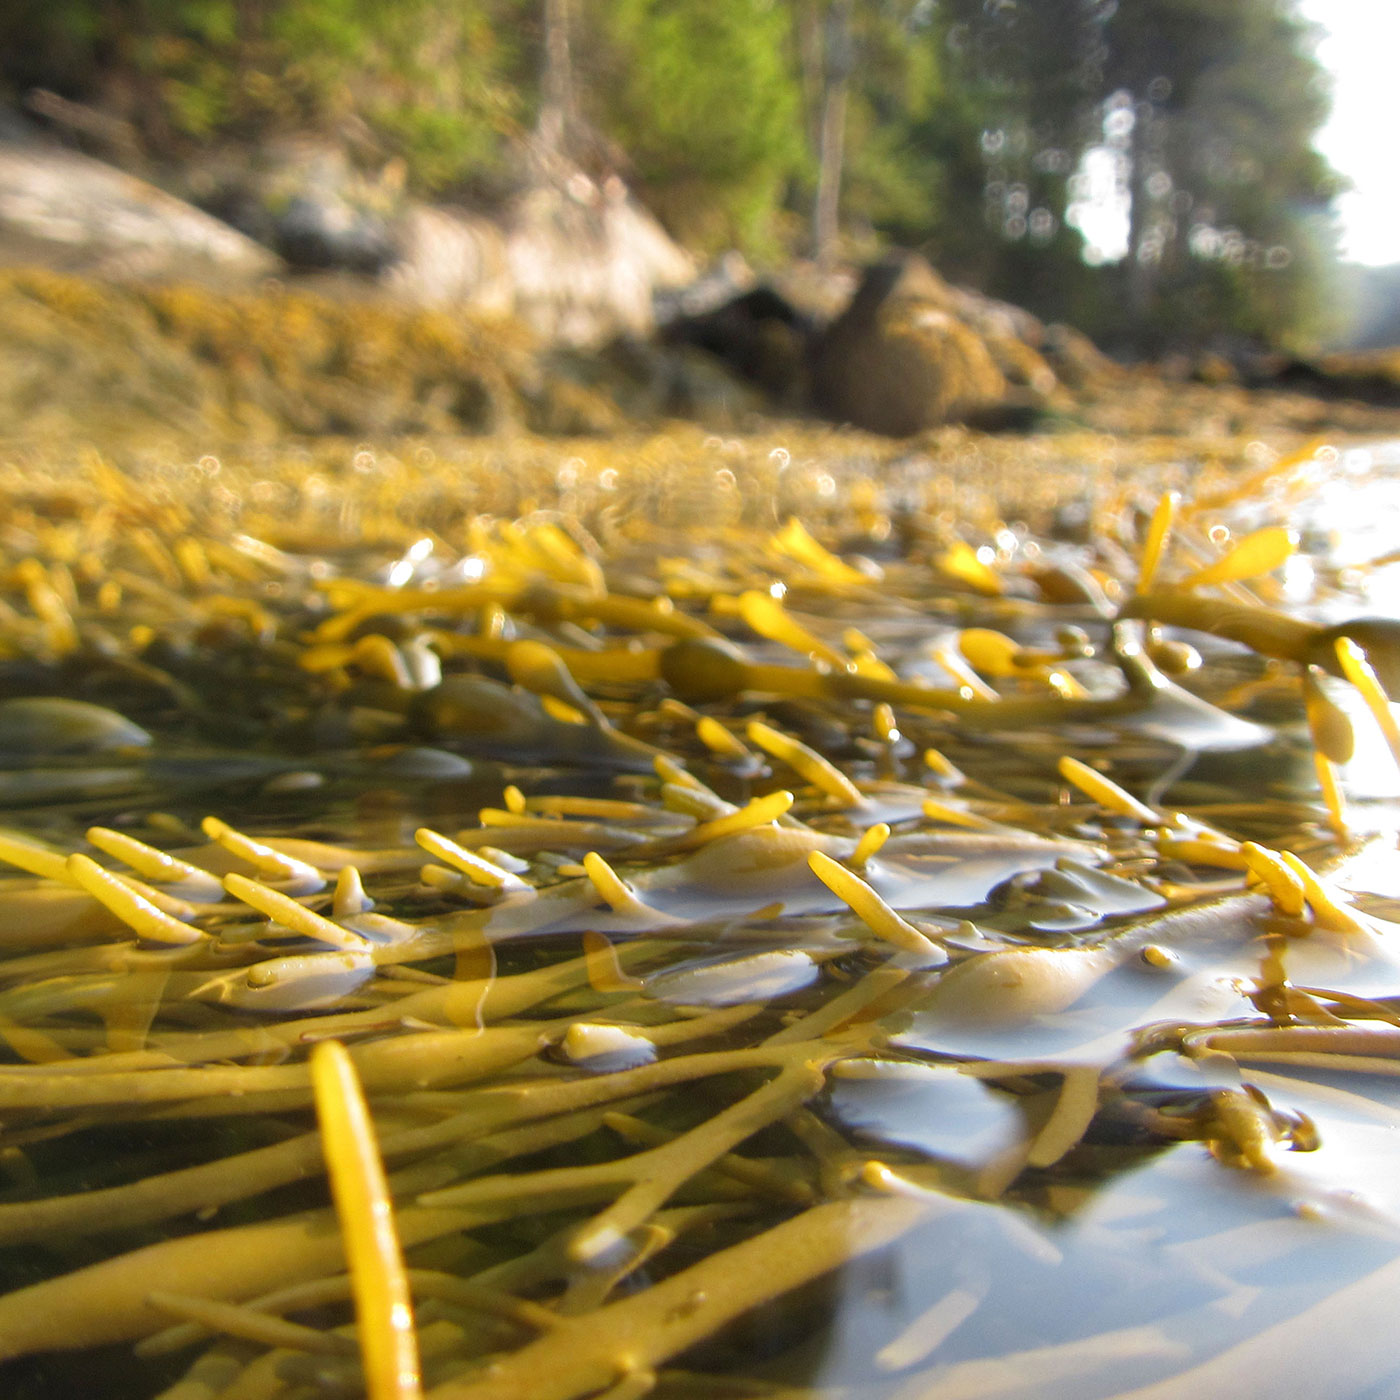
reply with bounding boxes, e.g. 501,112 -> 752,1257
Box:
0,432 -> 1399,1400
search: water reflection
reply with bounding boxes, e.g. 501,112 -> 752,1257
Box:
808,1066 -> 1400,1399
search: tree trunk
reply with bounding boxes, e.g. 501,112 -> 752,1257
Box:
1124,98 -> 1161,350
537,0 -> 576,161
796,0 -> 825,171
813,0 -> 852,268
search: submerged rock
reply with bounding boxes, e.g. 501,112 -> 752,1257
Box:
0,697 -> 151,758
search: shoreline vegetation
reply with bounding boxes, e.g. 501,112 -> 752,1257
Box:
3,264 -> 1400,461
0,0 -> 1372,356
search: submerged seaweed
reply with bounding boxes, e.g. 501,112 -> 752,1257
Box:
0,432 -> 1399,1399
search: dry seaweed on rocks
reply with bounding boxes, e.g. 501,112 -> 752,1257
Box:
1,432 -> 1400,1398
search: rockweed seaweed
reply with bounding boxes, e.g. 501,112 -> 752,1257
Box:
0,432 -> 1398,1399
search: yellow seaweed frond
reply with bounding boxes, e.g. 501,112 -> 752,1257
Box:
1276,850 -> 1370,936
17,559 -> 79,653
851,823 -> 891,868
309,1040 -> 422,1400
848,646 -> 898,683
506,638 -> 607,726
1302,670 -> 1355,766
932,643 -> 1000,700
772,517 -> 869,586
1044,668 -> 1090,699
223,873 -> 371,951
0,831 -> 72,883
1182,526 -> 1297,590
923,748 -> 965,785
172,536 -> 214,591
747,720 -> 864,807
1057,756 -> 1161,825
145,1289 -> 353,1355
0,1013 -> 74,1063
414,829 -> 529,892
871,704 -> 900,745
1204,1087 -> 1280,1174
66,854 -> 204,945
582,852 -> 653,917
1335,636 -> 1400,771
1241,843 -> 1307,918
591,1366 -> 658,1400
1026,1064 -> 1103,1168
654,754 -> 706,791
808,851 -> 942,959
1156,834 -> 1248,870
85,826 -> 224,898
696,715 -> 753,761
351,635 -> 413,689
528,522 -> 605,594
526,796 -> 657,821
674,791 -> 795,849
201,817 -> 324,890
1137,491 -> 1179,594
297,642 -> 356,675
936,540 -> 1003,596
334,866 -> 373,918
1313,751 -> 1348,838
1182,438 -> 1326,515
957,628 -> 1022,678
583,931 -> 645,992
920,799 -> 1000,830
738,590 -> 847,669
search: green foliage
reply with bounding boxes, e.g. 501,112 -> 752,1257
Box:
0,0 -> 528,192
1083,0 -> 1341,350
888,0 -> 1341,353
0,0 -> 1345,348
838,5 -> 948,236
582,0 -> 804,250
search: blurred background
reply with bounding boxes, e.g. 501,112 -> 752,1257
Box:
0,0 -> 1395,442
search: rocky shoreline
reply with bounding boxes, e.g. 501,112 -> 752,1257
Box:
2,115 -> 1400,451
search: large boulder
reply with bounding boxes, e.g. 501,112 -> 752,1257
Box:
499,172 -> 694,346
661,285 -> 813,406
809,253 -> 1016,435
381,204 -> 514,315
1041,321 -> 1120,390
384,167 -> 695,348
186,136 -> 402,275
0,138 -> 278,280
658,251 -> 1093,433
